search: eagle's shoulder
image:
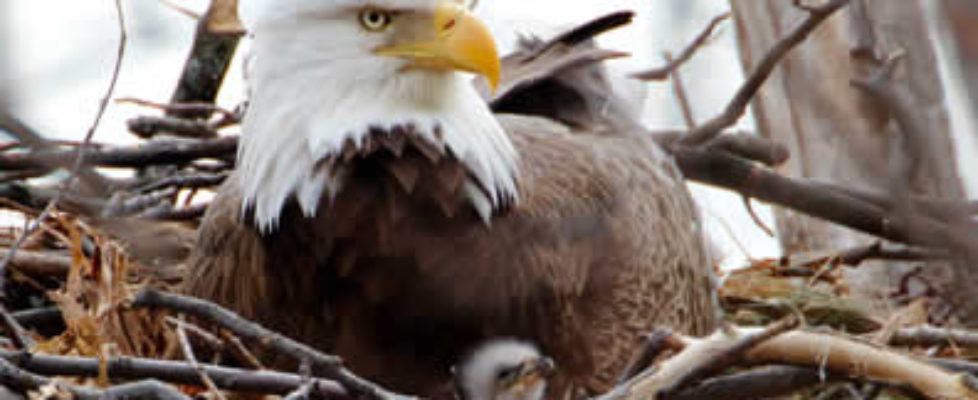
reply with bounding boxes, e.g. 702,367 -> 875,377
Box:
496,114 -> 685,218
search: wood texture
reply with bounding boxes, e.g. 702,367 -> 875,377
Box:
730,0 -> 968,319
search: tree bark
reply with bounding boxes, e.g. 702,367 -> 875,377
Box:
729,0 -> 971,322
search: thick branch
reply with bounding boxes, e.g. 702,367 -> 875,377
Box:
167,6 -> 243,119
0,249 -> 71,277
672,145 -> 978,261
624,327 -> 978,400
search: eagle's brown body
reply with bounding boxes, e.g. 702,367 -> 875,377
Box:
184,11 -> 717,400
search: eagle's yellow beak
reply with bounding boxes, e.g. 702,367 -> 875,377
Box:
375,2 -> 500,91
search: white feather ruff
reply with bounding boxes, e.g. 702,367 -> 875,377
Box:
238,5 -> 519,233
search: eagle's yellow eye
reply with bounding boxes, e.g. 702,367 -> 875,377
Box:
359,9 -> 393,32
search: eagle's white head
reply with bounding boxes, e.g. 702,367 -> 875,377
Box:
455,340 -> 554,400
239,0 -> 519,232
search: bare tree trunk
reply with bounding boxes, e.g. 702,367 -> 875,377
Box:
729,0 -> 971,321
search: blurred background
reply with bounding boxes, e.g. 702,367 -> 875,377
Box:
1,0 -> 975,270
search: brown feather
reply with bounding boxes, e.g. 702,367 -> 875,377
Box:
383,156 -> 421,193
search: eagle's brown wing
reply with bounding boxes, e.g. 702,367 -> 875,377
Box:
487,11 -> 642,133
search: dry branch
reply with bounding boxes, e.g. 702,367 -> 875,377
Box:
1,351 -> 348,398
0,356 -> 192,400
130,288 -> 414,400
0,137 -> 237,171
128,115 -> 219,139
657,317 -> 799,398
742,329 -> 978,399
166,2 -> 244,119
680,0 -> 850,146
632,13 -> 731,81
673,145 -> 978,261
890,325 -> 978,349
0,249 -> 71,278
0,304 -> 31,350
622,327 -> 978,400
174,320 -> 227,400
667,366 -> 831,400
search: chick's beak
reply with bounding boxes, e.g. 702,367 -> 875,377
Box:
513,357 -> 555,388
375,1 -> 501,91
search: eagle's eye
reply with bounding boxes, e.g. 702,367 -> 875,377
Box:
359,8 -> 393,32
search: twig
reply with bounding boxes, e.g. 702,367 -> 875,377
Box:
680,0 -> 851,146
665,52 -> 697,128
632,13 -> 731,81
890,325 -> 978,350
284,382 -> 316,400
130,289 -> 414,400
836,242 -> 949,267
116,98 -> 238,121
1,351 -> 348,398
128,116 -> 219,139
0,0 -> 127,293
156,0 -> 202,20
0,303 -> 32,350
219,329 -> 264,370
0,137 -> 238,171
741,195 -> 776,238
173,320 -> 227,400
166,317 -> 224,353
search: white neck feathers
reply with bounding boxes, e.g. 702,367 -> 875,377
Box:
237,31 -> 519,232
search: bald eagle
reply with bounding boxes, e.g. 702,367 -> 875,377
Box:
184,1 -> 717,398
